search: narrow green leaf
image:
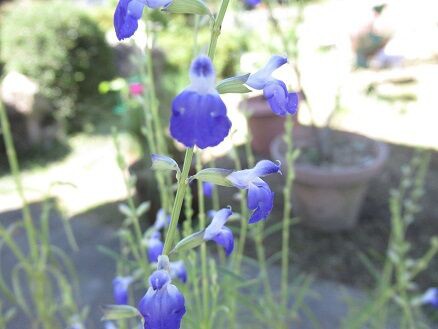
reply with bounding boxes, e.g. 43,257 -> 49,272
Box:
136,202 -> 151,216
164,0 -> 212,16
216,74 -> 251,94
190,168 -> 233,187
170,230 -> 205,255
151,154 -> 180,173
101,305 -> 141,321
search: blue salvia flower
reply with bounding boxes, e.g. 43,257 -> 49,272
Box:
227,160 -> 281,223
170,261 -> 188,283
147,231 -> 164,263
246,55 -> 298,116
138,270 -> 186,329
245,0 -> 261,7
170,55 -> 232,149
202,182 -> 213,198
114,0 -> 172,40
112,276 -> 133,305
154,209 -> 170,231
204,208 -> 234,256
421,288 -> 438,308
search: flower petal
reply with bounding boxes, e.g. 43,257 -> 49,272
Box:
170,261 -> 188,283
247,179 -> 274,223
169,90 -> 231,149
422,288 -> 438,308
149,270 -> 171,290
112,276 -> 133,305
212,227 -> 234,256
139,271 -> 186,329
287,91 -> 299,115
204,207 -> 232,240
263,80 -> 296,116
148,234 -> 163,263
154,209 -> 170,231
114,0 -> 140,40
127,0 -> 145,18
246,55 -> 288,90
252,160 -> 281,177
226,160 -> 281,189
188,55 -> 216,94
245,0 -> 261,7
202,182 -> 213,198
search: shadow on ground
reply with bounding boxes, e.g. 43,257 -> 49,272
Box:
0,201 -> 122,329
1,140 -> 437,328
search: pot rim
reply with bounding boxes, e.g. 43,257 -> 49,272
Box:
270,130 -> 390,187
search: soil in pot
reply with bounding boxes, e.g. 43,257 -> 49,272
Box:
271,127 -> 389,232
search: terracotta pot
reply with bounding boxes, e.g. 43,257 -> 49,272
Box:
271,128 -> 389,231
241,95 -> 284,155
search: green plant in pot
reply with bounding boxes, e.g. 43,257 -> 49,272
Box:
271,86 -> 389,231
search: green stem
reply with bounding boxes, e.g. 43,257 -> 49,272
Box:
281,117 -> 294,314
163,148 -> 194,255
196,154 -> 210,328
207,0 -> 230,60
112,130 -> 149,280
0,103 -> 38,261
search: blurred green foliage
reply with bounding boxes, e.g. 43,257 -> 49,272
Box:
0,1 -> 116,132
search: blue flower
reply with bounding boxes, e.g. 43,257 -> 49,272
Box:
112,276 -> 133,305
169,55 -> 232,149
170,261 -> 188,283
104,322 -> 118,329
147,231 -> 163,263
204,208 -> 234,256
245,0 -> 261,7
114,0 -> 172,40
246,55 -> 298,116
227,160 -> 281,223
202,182 -> 213,198
154,209 -> 170,231
138,270 -> 186,329
421,288 -> 438,308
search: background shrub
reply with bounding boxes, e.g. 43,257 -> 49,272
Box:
0,0 -> 116,132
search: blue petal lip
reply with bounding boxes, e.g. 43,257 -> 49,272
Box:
212,227 -> 234,256
245,0 -> 261,7
263,80 -> 299,116
127,0 -> 145,18
252,160 -> 281,177
114,0 -> 140,40
204,207 -> 233,240
139,271 -> 186,329
149,270 -> 171,290
246,55 -> 288,90
170,261 -> 188,283
112,276 -> 132,305
169,90 -> 231,149
154,209 -> 170,230
148,236 -> 163,263
202,182 -> 213,198
247,180 -> 274,224
422,288 -> 438,308
287,91 -> 299,115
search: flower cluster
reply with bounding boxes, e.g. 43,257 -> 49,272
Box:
111,2 -> 295,328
